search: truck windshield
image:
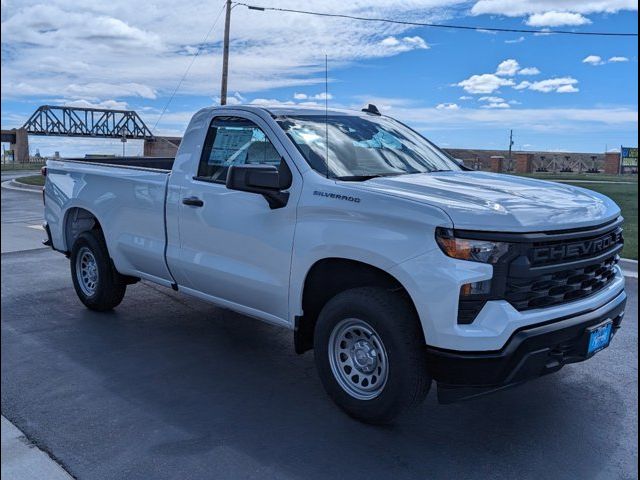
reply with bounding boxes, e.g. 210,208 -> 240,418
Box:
276,114 -> 459,180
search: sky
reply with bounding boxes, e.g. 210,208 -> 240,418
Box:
1,0 -> 638,157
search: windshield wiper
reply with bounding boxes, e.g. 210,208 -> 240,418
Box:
336,173 -> 402,182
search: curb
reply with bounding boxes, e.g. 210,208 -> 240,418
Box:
1,416 -> 73,480
620,259 -> 638,279
1,179 -> 43,193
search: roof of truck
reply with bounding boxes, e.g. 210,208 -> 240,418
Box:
205,104 -> 379,117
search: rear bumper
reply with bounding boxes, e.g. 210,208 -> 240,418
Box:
428,289 -> 626,403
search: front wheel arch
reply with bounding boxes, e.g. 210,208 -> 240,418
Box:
295,258 -> 423,354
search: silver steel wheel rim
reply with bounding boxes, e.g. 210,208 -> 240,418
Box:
328,318 -> 389,400
76,247 -> 99,296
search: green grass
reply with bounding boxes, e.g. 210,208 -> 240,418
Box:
14,175 -> 45,186
1,162 -> 46,171
568,182 -> 637,260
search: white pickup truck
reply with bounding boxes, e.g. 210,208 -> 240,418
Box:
43,104 -> 626,423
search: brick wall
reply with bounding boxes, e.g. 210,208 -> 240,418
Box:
514,153 -> 534,174
604,152 -> 621,174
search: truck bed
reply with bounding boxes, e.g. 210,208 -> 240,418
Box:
45,157 -> 175,286
62,156 -> 175,171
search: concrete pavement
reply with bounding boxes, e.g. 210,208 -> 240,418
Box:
2,416 -> 73,480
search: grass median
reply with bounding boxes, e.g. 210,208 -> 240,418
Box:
1,163 -> 46,171
14,175 -> 45,186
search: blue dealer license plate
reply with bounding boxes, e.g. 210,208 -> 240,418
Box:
587,321 -> 613,355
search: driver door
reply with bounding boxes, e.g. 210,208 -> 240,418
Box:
170,114 -> 300,323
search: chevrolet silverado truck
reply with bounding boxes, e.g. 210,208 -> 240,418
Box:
43,104 -> 626,423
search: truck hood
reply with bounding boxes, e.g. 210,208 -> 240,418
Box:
357,171 -> 620,232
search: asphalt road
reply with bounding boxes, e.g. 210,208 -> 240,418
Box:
1,186 -> 638,480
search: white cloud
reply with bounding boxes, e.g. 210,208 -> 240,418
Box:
519,67 -> 540,75
470,0 -> 637,17
505,36 -> 525,43
436,103 -> 461,110
459,59 -> 541,95
478,96 -> 510,108
358,103 -> 638,137
478,96 -> 505,103
495,59 -> 540,76
583,55 -> 631,66
63,99 -> 129,110
556,84 -> 580,93
380,36 -> 429,51
583,55 -> 605,65
526,11 -> 591,27
380,36 -> 401,47
313,92 -> 333,100
496,59 -> 520,76
459,96 -> 474,100
482,102 -> 511,109
294,92 -> 333,101
1,0 -> 442,105
525,77 -> 579,93
249,98 -> 296,106
403,36 -> 430,49
457,74 -> 515,94
212,92 -> 245,105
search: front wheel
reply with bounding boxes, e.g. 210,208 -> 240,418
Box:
70,231 -> 126,311
314,287 -> 431,424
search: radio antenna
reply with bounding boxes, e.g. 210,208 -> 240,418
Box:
325,54 -> 330,179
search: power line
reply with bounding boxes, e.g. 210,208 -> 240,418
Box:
152,1 -> 227,133
234,2 -> 638,37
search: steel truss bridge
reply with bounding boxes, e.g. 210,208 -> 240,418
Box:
22,105 -> 154,139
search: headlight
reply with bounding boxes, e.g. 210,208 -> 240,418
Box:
435,227 -> 510,264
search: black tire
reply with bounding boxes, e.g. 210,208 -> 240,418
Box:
70,230 -> 126,311
314,287 -> 431,424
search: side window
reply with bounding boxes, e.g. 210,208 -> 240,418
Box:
197,116 -> 283,182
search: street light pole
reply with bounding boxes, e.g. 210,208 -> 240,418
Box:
220,0 -> 232,105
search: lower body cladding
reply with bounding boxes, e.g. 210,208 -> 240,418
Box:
427,290 -> 626,403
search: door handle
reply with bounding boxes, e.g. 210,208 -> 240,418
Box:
182,196 -> 204,207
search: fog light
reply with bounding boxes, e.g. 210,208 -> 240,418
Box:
460,280 -> 492,296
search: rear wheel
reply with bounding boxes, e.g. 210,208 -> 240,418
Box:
314,287 -> 431,424
70,231 -> 126,311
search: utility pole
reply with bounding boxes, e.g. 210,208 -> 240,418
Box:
507,129 -> 514,171
220,0 -> 232,105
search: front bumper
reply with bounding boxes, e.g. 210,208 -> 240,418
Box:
427,290 -> 626,403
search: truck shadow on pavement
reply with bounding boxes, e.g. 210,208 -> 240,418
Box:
1,251 -> 632,480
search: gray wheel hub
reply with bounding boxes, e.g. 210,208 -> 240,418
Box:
76,246 -> 99,296
328,318 -> 389,400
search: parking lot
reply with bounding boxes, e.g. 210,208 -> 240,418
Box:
1,184 -> 638,480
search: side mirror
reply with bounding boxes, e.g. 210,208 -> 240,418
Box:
453,158 -> 472,171
226,164 -> 290,209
